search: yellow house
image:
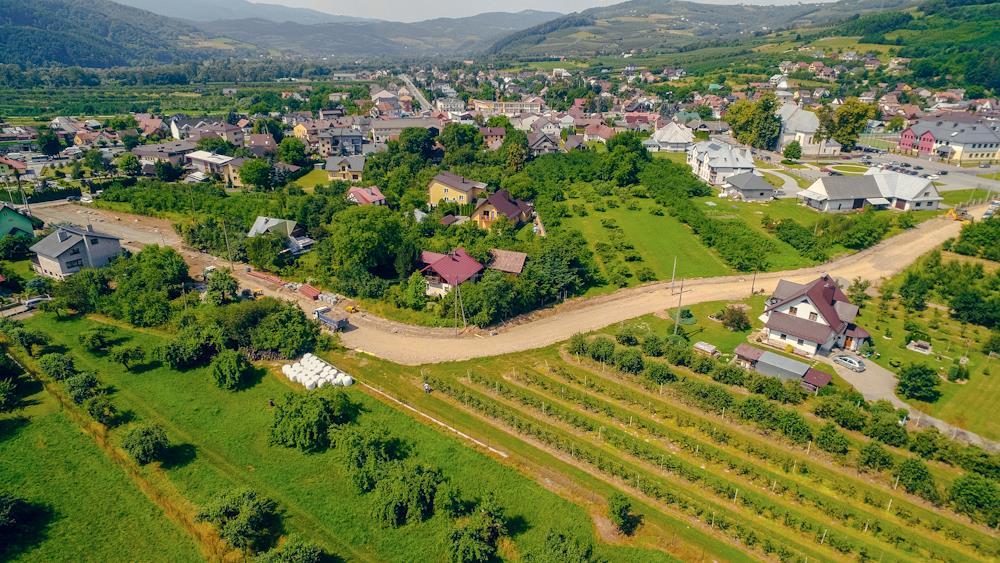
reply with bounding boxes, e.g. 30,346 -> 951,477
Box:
292,123 -> 312,140
223,159 -> 245,189
470,189 -> 532,230
427,171 -> 487,206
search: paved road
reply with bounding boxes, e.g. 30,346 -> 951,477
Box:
398,74 -> 432,113
818,354 -> 997,451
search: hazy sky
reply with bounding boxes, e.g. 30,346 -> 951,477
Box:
249,0 -> 619,22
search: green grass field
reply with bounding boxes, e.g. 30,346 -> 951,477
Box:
0,373 -> 202,562
563,198 -> 732,290
292,169 -> 331,193
20,315 -> 671,562
829,164 -> 870,175
976,172 -> 1000,181
940,188 -> 994,206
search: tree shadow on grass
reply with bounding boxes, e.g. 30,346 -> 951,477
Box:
159,443 -> 197,470
237,365 -> 267,391
0,500 -> 56,561
129,359 -> 163,375
0,415 -> 29,443
506,514 -> 530,538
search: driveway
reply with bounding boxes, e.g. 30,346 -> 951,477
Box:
820,354 -> 997,451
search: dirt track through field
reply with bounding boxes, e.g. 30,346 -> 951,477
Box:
30,201 -> 975,366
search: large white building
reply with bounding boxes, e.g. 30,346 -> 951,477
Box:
777,102 -> 841,157
644,122 -> 695,152
687,140 -> 755,185
799,169 -> 943,212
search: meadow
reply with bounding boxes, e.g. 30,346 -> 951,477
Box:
0,370 -> 202,562
16,314 -> 670,562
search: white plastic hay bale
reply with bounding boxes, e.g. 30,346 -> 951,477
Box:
341,375 -> 354,386
281,365 -> 292,376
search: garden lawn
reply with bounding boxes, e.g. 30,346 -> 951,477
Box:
651,152 -> 687,164
22,314 -> 668,563
976,172 -> 1000,181
941,188 -> 994,206
0,376 -> 201,562
563,199 -> 732,290
292,169 -> 330,192
829,164 -> 870,175
6,258 -> 35,281
855,294 -> 1000,441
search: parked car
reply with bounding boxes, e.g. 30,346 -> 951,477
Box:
979,163 -> 991,168
834,355 -> 866,372
928,174 -> 940,180
24,296 -> 53,310
913,165 -> 923,170
939,170 -> 948,175
65,195 -> 80,201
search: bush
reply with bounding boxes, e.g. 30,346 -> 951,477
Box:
587,337 -> 615,363
37,353 -> 77,381
0,378 -> 15,412
333,423 -> 402,493
65,372 -> 101,405
607,492 -> 639,535
613,348 -> 644,374
897,364 -> 941,402
78,326 -> 116,353
644,361 -> 675,384
256,534 -> 325,563
568,333 -> 588,356
640,335 -> 664,357
535,528 -> 594,563
948,474 -> 999,526
196,489 -> 280,555
858,442 -> 894,472
122,423 -> 169,465
815,423 -> 850,455
720,305 -> 751,331
209,349 -> 252,391
896,458 -> 940,503
84,395 -> 119,426
109,344 -> 145,370
615,325 -> 640,346
269,389 -> 355,452
369,461 -> 441,528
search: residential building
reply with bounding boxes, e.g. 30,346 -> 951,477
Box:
583,123 -> 615,143
0,156 -> 27,177
190,122 -> 245,146
527,133 -> 560,157
132,140 -> 197,165
186,151 -> 234,175
245,134 -> 277,157
247,217 -> 314,254
29,225 -> 122,279
471,98 -> 545,116
427,172 -> 487,206
798,170 -> 942,212
347,186 -> 386,206
758,274 -> 869,356
687,140 -> 755,185
419,249 -> 483,297
734,344 -> 832,392
479,127 -> 506,150
722,172 -> 775,201
326,155 -> 366,183
369,118 -> 442,144
0,203 -> 34,238
898,117 -> 1000,164
169,115 -> 223,140
777,102 -> 841,157
317,128 -> 364,157
643,122 -> 695,152
436,98 -> 467,113
471,190 -> 533,230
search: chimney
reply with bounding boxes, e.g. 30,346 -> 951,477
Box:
86,223 -> 94,233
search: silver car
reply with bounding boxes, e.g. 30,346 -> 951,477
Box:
834,355 -> 866,372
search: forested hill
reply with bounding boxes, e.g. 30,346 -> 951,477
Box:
487,0 -> 916,56
0,0 -> 250,67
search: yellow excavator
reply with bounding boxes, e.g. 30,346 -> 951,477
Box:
946,206 -> 972,222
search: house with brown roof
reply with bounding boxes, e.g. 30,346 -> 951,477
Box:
527,132 -> 560,157
583,123 -> 615,143
758,274 -> 869,357
245,133 -> 277,157
488,249 -> 527,275
479,127 -> 506,150
428,172 -> 487,206
347,186 -> 386,206
471,190 -> 532,230
419,249 -> 483,297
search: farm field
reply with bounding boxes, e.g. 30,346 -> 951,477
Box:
16,314 -> 670,563
0,371 -> 202,562
322,327 -> 995,563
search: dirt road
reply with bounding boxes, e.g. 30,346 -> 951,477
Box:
32,200 -> 975,365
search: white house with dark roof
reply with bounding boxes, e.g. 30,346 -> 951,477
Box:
30,225 -> 122,279
644,122 -> 695,152
687,140 -> 755,185
758,274 -> 869,357
247,217 -> 314,254
799,169 -> 941,212
723,172 -> 775,201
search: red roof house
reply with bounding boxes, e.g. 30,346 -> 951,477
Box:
420,248 -> 483,297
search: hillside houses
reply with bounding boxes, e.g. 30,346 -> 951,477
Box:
898,116 -> 1000,164
777,102 -> 841,157
687,140 -> 755,185
30,225 -> 122,280
758,274 -> 869,357
799,170 -> 942,212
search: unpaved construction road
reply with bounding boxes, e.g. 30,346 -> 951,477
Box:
32,200 -> 977,365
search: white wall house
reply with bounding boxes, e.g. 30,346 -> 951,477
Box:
687,140 -> 755,185
758,275 -> 869,357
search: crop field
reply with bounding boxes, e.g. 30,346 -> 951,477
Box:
0,370 -> 201,561
15,315 -> 667,562
323,329 -> 994,563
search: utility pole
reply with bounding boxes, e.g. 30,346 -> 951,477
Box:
221,220 -> 234,271
750,267 -> 758,296
673,278 -> 684,335
670,256 -> 677,294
